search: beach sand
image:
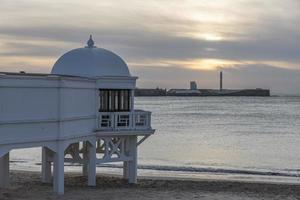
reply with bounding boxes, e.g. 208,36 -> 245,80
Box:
1,171 -> 300,200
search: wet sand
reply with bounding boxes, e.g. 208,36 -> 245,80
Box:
1,171 -> 300,200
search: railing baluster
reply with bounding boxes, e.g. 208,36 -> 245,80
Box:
98,110 -> 151,131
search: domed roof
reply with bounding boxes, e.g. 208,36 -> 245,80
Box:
51,35 -> 130,78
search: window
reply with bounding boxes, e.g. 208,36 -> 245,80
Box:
99,89 -> 130,112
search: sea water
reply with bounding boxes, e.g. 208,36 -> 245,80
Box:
10,96 -> 300,181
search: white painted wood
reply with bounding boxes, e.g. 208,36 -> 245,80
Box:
53,144 -> 65,195
0,77 -> 97,143
0,43 -> 154,194
41,147 -> 52,183
96,77 -> 137,89
95,130 -> 154,137
87,141 -> 96,186
123,161 -> 129,179
98,111 -> 152,131
0,153 -> 9,188
137,135 -> 150,146
128,136 -> 137,184
0,74 -> 94,88
123,137 -> 130,180
82,142 -> 88,176
130,89 -> 135,111
52,42 -> 132,78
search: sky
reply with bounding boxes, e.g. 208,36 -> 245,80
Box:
0,0 -> 300,95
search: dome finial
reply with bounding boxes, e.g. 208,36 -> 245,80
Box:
86,35 -> 96,48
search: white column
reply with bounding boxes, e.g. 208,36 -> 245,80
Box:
87,141 -> 96,186
42,147 -> 52,183
128,136 -> 137,184
123,137 -> 130,179
0,153 -> 9,188
123,161 -> 129,179
53,144 -> 65,195
130,89 -> 135,129
82,141 -> 88,176
130,89 -> 135,111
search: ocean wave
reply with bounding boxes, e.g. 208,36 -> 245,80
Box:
97,164 -> 300,178
28,161 -> 300,178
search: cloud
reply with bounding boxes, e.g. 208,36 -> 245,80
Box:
1,24 -> 299,64
0,0 -> 299,94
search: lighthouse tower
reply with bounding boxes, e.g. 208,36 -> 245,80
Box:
220,71 -> 223,91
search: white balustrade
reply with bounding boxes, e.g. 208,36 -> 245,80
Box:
98,110 -> 151,131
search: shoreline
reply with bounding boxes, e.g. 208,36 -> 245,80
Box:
1,170 -> 300,199
11,162 -> 300,185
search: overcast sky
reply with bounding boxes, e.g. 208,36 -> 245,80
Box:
0,0 -> 299,94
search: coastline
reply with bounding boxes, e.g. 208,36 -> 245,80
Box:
1,170 -> 300,200
11,161 -> 300,185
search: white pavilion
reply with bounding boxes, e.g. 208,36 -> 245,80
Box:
0,36 -> 154,195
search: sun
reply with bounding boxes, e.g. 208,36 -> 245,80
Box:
185,32 -> 224,41
200,33 -> 223,41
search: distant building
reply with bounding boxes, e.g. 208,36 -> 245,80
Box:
190,81 -> 197,90
167,89 -> 201,96
135,72 -> 270,97
167,81 -> 201,96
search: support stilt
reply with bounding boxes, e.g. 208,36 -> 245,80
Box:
0,153 -> 9,188
123,161 -> 129,179
128,136 -> 137,184
87,141 -> 96,186
82,141 -> 88,176
53,144 -> 65,195
42,147 -> 52,183
123,137 -> 130,179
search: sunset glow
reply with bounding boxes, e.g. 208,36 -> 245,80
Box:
0,0 -> 300,94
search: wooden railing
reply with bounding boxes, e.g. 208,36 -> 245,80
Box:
98,110 -> 151,131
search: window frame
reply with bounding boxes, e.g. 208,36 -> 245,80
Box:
99,89 -> 131,112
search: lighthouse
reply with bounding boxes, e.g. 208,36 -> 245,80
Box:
220,71 -> 223,91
